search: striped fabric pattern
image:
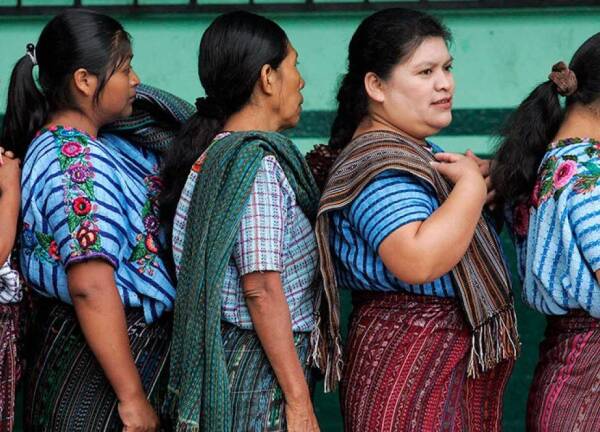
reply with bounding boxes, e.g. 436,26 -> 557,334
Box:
24,301 -> 171,432
0,304 -> 20,432
341,292 -> 514,432
314,130 -> 518,390
330,169 -> 456,297
20,127 -> 175,323
513,139 -> 600,316
173,154 -> 317,332
526,311 -> 600,431
0,258 -> 21,304
221,322 -> 315,432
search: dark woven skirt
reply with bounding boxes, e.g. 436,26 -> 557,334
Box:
24,300 -> 171,432
0,303 -> 20,432
222,321 -> 316,432
340,291 -> 514,432
527,310 -> 600,432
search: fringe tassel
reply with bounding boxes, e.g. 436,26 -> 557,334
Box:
175,421 -> 200,432
308,318 -> 343,393
467,307 -> 521,378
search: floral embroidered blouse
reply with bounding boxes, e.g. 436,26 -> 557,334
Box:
509,137 -> 600,317
20,126 -> 175,323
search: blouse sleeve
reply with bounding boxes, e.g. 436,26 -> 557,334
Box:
43,131 -> 128,269
569,182 -> 600,272
347,169 -> 436,252
232,156 -> 286,275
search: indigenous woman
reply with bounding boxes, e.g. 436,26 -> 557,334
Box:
2,10 -> 189,431
312,8 -> 519,431
161,11 -> 320,432
0,148 -> 22,432
493,33 -> 600,432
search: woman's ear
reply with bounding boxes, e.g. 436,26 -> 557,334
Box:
259,63 -> 275,96
72,68 -> 98,99
364,71 -> 385,103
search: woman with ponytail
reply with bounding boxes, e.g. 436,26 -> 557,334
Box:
312,8 -> 519,431
161,11 -> 320,432
493,33 -> 600,431
3,9 -> 189,431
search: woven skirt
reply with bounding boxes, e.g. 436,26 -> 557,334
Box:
222,321 -> 316,432
24,300 -> 171,432
0,303 -> 20,432
527,310 -> 600,432
340,291 -> 514,432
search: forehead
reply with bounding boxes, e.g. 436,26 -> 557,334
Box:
404,37 -> 451,66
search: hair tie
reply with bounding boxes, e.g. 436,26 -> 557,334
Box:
195,97 -> 224,120
548,61 -> 577,97
26,43 -> 37,66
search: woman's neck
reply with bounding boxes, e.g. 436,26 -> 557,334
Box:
353,115 -> 428,146
222,104 -> 281,133
555,103 -> 600,143
46,110 -> 100,138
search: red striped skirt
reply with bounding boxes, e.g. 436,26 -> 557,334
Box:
0,304 -> 20,432
340,291 -> 514,432
527,310 -> 600,432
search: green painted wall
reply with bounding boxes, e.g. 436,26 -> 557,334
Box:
2,5 -> 600,431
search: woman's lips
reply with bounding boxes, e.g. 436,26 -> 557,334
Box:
432,97 -> 452,109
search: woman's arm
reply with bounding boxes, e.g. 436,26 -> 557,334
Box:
67,260 -> 159,432
241,271 -> 319,432
378,153 -> 486,284
0,155 -> 21,264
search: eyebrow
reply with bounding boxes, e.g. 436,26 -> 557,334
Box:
413,56 -> 454,69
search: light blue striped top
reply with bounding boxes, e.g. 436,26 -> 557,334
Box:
329,152 -> 456,297
20,126 -> 175,323
511,137 -> 600,317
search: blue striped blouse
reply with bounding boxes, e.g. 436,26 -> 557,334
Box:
329,165 -> 456,297
20,126 -> 175,323
510,137 -> 600,317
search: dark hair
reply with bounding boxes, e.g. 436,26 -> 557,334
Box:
492,33 -> 600,205
1,9 -> 131,159
159,11 -> 288,234
328,8 -> 451,150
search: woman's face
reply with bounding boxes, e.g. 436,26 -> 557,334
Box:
271,44 -> 305,130
372,36 -> 454,139
96,55 -> 140,124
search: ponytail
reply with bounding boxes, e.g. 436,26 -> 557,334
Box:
159,103 -> 225,243
1,54 -> 48,159
328,74 -> 368,150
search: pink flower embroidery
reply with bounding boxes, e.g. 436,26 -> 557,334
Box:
61,141 -> 83,158
553,160 -> 577,189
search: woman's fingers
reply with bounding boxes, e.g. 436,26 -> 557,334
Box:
433,152 -> 462,163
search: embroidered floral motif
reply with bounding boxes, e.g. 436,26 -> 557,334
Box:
534,138 -> 600,208
129,171 -> 162,275
512,203 -> 530,239
53,126 -> 102,257
22,222 -> 61,264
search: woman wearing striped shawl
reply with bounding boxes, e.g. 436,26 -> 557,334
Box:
160,12 -> 320,432
308,9 -> 519,431
3,10 -> 192,431
493,33 -> 600,432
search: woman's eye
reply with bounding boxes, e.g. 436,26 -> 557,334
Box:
445,64 -> 453,71
420,69 -> 433,76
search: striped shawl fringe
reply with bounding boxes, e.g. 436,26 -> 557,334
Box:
165,131 -> 320,432
314,131 -> 520,390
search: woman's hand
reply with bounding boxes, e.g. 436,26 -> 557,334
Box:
285,394 -> 320,432
430,152 -> 485,186
118,393 -> 160,432
464,149 -> 497,208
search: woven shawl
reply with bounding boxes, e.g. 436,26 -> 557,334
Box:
166,131 -> 320,432
102,83 -> 195,153
315,130 -> 520,391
